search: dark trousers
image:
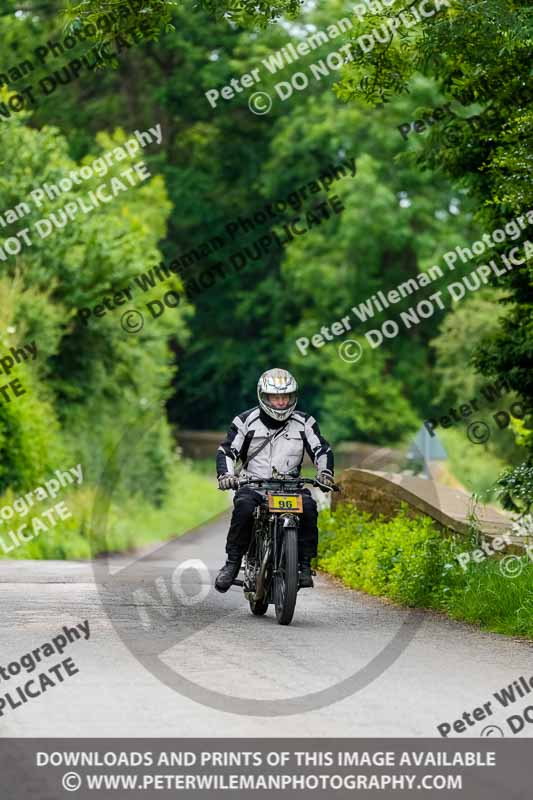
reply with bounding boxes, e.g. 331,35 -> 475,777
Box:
225,487 -> 318,561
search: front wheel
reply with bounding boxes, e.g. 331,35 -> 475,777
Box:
274,525 -> 298,625
249,596 -> 269,616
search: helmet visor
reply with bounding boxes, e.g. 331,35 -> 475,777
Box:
262,392 -> 297,412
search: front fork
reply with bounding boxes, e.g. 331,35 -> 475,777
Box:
245,511 -> 301,600
272,513 -> 299,574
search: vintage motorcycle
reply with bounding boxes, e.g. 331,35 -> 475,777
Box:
231,475 -> 339,625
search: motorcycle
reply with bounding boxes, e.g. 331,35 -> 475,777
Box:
231,475 -> 339,625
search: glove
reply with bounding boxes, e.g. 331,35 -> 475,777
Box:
317,470 -> 335,488
218,473 -> 240,491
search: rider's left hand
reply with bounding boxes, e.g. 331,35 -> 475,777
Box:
317,470 -> 335,488
218,473 -> 240,491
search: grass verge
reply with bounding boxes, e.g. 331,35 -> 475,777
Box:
317,503 -> 533,638
0,460 -> 229,560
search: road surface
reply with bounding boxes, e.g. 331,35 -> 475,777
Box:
1,510 -> 532,737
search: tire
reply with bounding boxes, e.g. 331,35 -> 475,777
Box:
248,533 -> 270,617
249,596 -> 269,616
274,525 -> 299,625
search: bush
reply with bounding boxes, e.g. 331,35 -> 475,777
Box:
0,461 -> 229,560
0,114 -> 184,507
493,460 -> 533,515
318,504 -> 458,606
318,503 -> 533,638
0,276 -> 69,492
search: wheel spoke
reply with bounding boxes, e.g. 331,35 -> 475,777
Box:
275,543 -> 288,606
272,527 -> 299,625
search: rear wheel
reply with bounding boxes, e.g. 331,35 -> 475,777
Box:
248,529 -> 270,617
274,525 -> 298,625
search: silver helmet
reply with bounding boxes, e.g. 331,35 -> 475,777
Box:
257,368 -> 298,422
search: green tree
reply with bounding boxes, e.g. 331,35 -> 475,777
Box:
0,105 -> 188,496
332,0 -> 533,466
2,0 -> 517,459
430,290 -> 507,404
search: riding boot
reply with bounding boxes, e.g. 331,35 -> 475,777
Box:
299,556 -> 314,588
214,555 -> 242,593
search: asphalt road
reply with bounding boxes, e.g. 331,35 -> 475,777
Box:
1,510 -> 532,738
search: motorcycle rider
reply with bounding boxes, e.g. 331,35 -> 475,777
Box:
214,368 -> 335,593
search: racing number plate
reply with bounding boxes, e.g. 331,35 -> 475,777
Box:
268,494 -> 303,513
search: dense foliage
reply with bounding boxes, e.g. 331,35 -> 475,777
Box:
495,461 -> 533,514
0,108 -> 185,498
0,0 -> 530,519
318,504 -> 533,637
334,0 -> 533,483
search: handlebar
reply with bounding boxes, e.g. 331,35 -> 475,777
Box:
239,476 -> 341,493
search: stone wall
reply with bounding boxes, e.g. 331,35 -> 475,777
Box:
332,468 -> 519,548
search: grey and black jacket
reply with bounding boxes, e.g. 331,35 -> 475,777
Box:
216,407 -> 334,480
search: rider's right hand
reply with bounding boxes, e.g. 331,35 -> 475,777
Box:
218,473 -> 240,491
317,469 -> 336,489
